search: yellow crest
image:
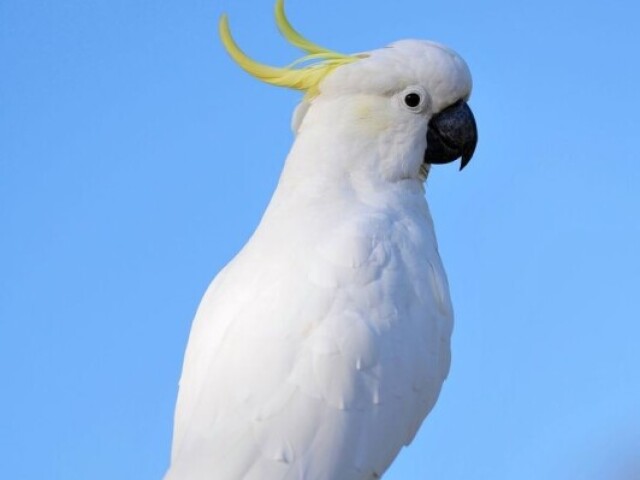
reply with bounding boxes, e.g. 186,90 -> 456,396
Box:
219,0 -> 359,97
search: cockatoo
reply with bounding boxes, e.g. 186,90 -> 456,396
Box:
166,1 -> 477,478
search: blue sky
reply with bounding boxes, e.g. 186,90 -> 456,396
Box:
2,0 -> 639,478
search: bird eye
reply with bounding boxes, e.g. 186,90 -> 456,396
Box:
404,93 -> 421,108
399,86 -> 429,113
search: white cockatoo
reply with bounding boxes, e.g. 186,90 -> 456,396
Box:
166,1 -> 477,478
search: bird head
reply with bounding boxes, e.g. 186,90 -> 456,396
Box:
220,0 -> 477,183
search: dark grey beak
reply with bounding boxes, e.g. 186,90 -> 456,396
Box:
423,100 -> 478,170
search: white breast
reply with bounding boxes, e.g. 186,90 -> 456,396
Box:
166,184 -> 453,480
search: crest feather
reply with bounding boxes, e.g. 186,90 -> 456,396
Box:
274,0 -> 332,56
219,1 -> 359,97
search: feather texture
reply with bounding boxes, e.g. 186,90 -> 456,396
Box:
166,183 -> 453,479
166,37 -> 473,480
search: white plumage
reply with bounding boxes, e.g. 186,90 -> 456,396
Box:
166,11 -> 476,479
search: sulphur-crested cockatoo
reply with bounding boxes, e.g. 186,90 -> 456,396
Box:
166,1 -> 477,478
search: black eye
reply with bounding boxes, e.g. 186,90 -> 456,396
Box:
404,93 -> 421,108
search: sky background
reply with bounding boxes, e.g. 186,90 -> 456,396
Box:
2,0 -> 640,478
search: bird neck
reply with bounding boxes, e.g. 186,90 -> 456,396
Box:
277,96 -> 428,197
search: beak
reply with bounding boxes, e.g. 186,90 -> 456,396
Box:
423,100 -> 478,170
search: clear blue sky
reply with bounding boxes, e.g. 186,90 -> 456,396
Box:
2,0 -> 639,478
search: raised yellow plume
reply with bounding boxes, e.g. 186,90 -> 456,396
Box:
274,0 -> 331,56
219,1 -> 358,97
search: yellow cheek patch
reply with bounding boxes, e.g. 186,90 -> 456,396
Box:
352,99 -> 393,133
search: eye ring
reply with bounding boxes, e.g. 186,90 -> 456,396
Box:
399,86 -> 429,113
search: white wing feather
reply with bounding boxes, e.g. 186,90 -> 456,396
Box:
166,186 -> 453,480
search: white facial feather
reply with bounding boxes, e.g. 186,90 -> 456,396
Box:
285,40 -> 472,185
320,40 -> 472,112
